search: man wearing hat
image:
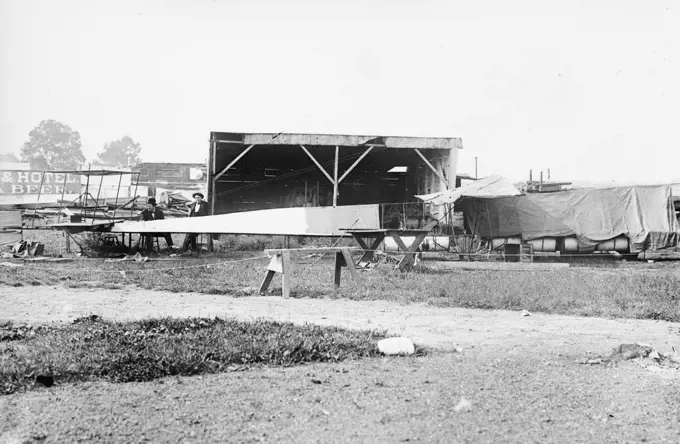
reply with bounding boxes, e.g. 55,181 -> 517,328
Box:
138,197 -> 174,251
181,192 -> 208,253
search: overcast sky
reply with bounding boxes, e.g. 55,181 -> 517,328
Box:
1,0 -> 678,184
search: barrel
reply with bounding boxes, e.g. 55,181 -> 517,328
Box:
451,212 -> 465,230
527,237 -> 558,252
491,237 -> 522,250
595,236 -> 629,253
561,237 -> 596,254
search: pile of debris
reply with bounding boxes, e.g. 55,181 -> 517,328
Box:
580,342 -> 680,368
1,240 -> 45,259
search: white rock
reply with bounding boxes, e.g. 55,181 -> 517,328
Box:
378,337 -> 415,356
648,350 -> 660,361
669,353 -> 680,364
454,397 -> 472,412
521,309 -> 531,317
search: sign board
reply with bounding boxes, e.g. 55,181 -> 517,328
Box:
0,171 -> 81,196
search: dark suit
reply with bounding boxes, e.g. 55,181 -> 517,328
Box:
181,200 -> 208,252
140,206 -> 173,250
187,201 -> 209,218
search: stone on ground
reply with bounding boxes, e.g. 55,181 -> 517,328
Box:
378,337 -> 415,356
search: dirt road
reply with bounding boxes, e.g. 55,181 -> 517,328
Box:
2,285 -> 680,443
2,284 -> 679,354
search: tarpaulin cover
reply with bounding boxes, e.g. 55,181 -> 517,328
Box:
457,185 -> 679,253
415,174 -> 521,205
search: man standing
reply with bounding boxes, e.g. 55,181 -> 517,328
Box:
181,192 -> 208,253
138,197 -> 174,251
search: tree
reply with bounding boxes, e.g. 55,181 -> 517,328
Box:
97,136 -> 142,167
20,119 -> 86,170
0,152 -> 20,162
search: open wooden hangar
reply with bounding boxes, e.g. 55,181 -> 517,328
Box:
207,132 -> 463,216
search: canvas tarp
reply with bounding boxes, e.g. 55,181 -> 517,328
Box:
457,185 -> 680,253
415,174 -> 521,205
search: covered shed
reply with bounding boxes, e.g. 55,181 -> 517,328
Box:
207,132 -> 462,219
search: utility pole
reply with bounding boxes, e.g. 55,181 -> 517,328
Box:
475,157 -> 478,179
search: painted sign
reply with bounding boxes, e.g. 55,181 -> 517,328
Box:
0,171 -> 81,195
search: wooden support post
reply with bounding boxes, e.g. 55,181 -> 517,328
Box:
30,172 -> 46,228
414,149 -> 449,189
338,146 -> 373,184
300,145 -> 334,185
390,231 -> 430,271
259,270 -> 276,295
261,247 -> 362,297
334,251 -> 345,287
281,250 -> 291,298
65,231 -> 71,253
214,144 -> 255,182
341,248 -> 361,285
333,145 -> 339,207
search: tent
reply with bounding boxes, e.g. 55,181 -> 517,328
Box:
417,176 -> 680,253
415,174 -> 522,205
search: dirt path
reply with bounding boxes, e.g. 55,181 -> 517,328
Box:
2,285 -> 680,443
2,284 -> 679,355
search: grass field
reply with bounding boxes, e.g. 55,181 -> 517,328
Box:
1,316 -> 419,395
2,248 -> 679,322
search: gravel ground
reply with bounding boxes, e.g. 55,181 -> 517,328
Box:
2,285 -> 680,443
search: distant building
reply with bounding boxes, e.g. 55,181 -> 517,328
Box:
131,162 -> 207,202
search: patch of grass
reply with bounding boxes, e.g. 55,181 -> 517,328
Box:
0,316 -> 419,395
2,252 -> 680,322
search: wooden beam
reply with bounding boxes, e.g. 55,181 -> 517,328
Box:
281,250 -> 291,298
338,146 -> 373,184
333,146 -> 339,207
265,247 -> 361,254
414,149 -> 449,189
299,145 -> 334,184
210,139 -> 216,215
214,144 -> 255,181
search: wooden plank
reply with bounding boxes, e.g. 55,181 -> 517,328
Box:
334,251 -> 345,287
299,145 -> 334,184
430,261 -> 570,271
414,149 -> 449,189
281,250 -> 291,299
338,146 -> 373,184
214,144 -> 255,181
265,247 -> 361,255
351,232 -> 385,264
266,254 -> 283,273
259,270 -> 276,294
333,145 -> 339,207
637,250 -> 680,261
241,133 -> 462,150
341,248 -> 361,286
0,211 -> 22,229
390,234 -> 417,271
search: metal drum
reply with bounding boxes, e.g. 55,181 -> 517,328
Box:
595,236 -> 630,253
561,237 -> 596,254
490,237 -> 521,250
527,237 -> 558,252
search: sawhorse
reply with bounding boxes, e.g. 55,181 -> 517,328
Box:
344,227 -> 434,271
259,247 -> 362,298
